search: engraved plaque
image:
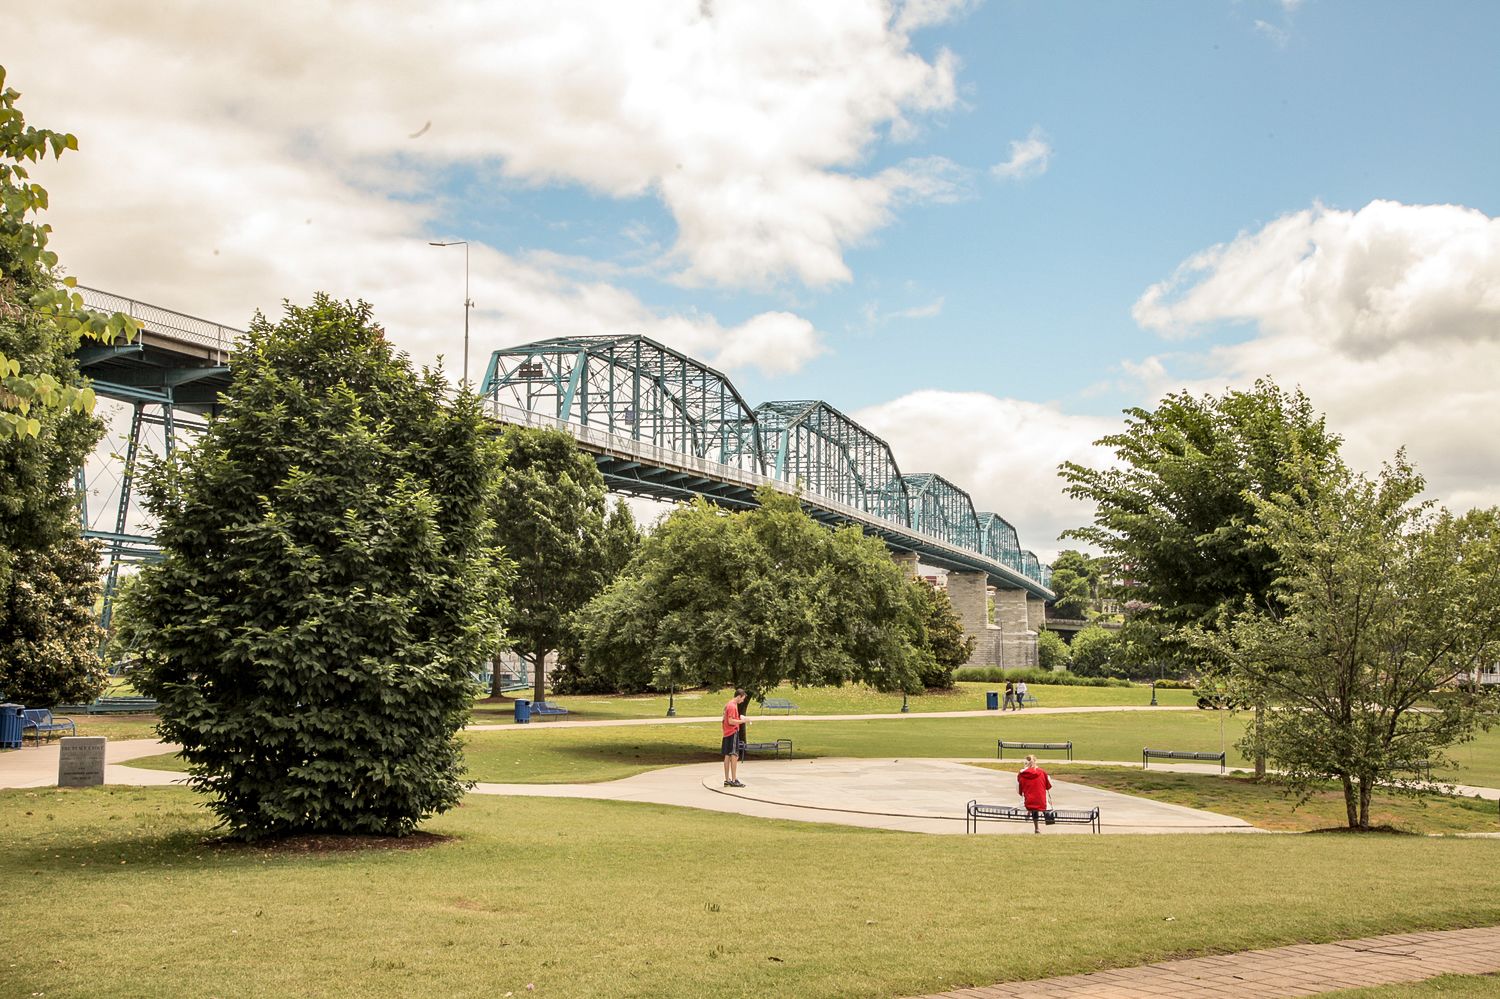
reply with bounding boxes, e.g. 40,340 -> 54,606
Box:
58,736 -> 107,787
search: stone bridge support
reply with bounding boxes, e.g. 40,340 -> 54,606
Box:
995,588 -> 1038,669
947,571 -> 1003,665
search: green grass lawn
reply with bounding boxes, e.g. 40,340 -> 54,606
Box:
468,679 -> 1198,725
2,786 -> 1498,999
971,763 -> 1500,835
1325,975 -> 1500,997
124,710 -> 1250,783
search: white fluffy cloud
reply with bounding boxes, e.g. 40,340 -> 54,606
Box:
1131,199 -> 1500,512
991,127 -> 1053,181
854,392 -> 1119,562
11,0 -> 962,307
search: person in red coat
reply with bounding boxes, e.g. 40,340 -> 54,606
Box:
1017,754 -> 1053,833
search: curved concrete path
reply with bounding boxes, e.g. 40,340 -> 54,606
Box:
473,757 -> 1257,834
6,731 -> 1497,838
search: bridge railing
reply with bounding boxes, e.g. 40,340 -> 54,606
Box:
78,285 -> 241,359
488,400 -> 1048,592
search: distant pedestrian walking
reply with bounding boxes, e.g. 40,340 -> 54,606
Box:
1015,679 -> 1029,709
721,689 -> 749,787
1017,754 -> 1052,833
1002,681 -> 1017,711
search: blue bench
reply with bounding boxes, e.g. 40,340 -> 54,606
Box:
22,709 -> 76,743
54,696 -> 159,714
1143,748 -> 1226,772
530,701 -> 570,719
965,800 -> 1101,834
762,698 -> 798,714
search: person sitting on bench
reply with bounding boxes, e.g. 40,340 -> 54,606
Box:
1017,754 -> 1053,833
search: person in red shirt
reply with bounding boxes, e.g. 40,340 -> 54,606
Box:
1017,754 -> 1053,833
721,689 -> 749,787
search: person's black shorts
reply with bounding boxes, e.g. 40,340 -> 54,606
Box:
721,735 -> 738,756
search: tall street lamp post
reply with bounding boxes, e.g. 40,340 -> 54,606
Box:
429,240 -> 472,387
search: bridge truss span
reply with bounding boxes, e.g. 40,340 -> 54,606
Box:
754,400 -> 912,526
480,335 -> 764,475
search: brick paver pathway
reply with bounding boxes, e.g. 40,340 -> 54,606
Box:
911,925 -> 1500,998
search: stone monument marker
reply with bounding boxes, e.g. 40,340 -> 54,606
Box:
58,736 -> 107,787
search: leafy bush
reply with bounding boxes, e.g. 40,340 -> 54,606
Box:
1068,625 -> 1125,678
1151,678 -> 1197,690
1036,629 -> 1070,671
953,666 -> 1133,688
122,296 -> 508,839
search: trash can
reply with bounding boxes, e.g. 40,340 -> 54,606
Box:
0,704 -> 23,748
514,698 -> 531,724
986,691 -> 999,711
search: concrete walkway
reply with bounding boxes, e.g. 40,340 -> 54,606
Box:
472,756 -> 1259,834
0,738 -> 181,789
911,925 -> 1500,998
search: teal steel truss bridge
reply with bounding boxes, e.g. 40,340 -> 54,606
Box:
481,334 -> 1051,599
74,293 -> 1053,634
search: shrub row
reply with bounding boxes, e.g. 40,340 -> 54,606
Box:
953,666 -> 1134,688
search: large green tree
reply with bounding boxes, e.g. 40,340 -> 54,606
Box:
120,296 -> 507,839
1060,380 -> 1343,666
489,427 -> 608,702
574,488 -> 929,697
0,66 -> 134,705
1046,549 -> 1098,619
1200,453 -> 1500,829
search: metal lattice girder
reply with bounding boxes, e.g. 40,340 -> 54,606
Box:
902,473 -> 981,552
481,335 -> 764,473
753,400 -> 912,526
1021,550 -> 1042,583
976,512 -> 1024,571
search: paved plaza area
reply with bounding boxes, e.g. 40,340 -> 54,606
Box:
910,926 -> 1500,998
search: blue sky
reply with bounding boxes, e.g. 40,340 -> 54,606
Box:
13,0 -> 1500,556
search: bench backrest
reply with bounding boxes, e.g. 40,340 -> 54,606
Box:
23,708 -> 53,726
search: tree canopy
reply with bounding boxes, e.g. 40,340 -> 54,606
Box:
488,426 -> 608,701
121,295 -> 507,839
1199,452 -> 1500,829
1060,380 -> 1343,666
573,488 -> 939,697
0,66 -> 136,705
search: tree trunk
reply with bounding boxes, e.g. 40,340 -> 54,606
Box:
489,650 -> 505,699
1254,703 -> 1266,779
1358,778 -> 1372,830
532,647 -> 550,704
1340,774 -> 1359,828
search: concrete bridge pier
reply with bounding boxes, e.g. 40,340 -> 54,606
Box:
946,571 -> 1003,666
891,551 -> 920,578
995,588 -> 1038,669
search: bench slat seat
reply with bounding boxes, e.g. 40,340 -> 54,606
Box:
739,738 -> 793,759
1142,748 -> 1226,772
530,701 -> 570,719
21,709 -> 76,743
965,800 -> 1100,833
996,740 -> 1072,760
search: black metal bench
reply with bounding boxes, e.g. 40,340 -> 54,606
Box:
530,701 -> 570,719
54,696 -> 159,714
1391,759 -> 1433,780
996,740 -> 1072,760
21,709 -> 76,743
761,698 -> 799,714
965,800 -> 1101,834
739,738 -> 793,759
1142,748 -> 1226,772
